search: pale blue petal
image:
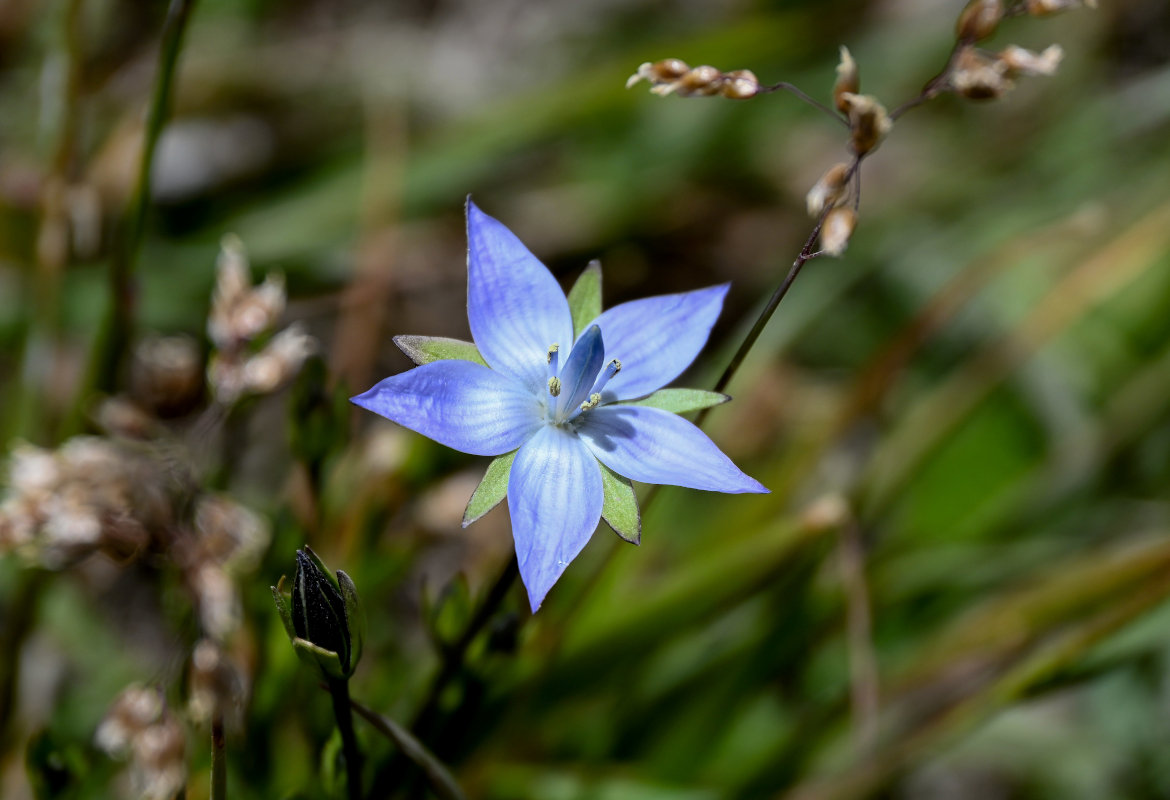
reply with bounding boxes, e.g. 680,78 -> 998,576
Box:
577,405 -> 767,494
466,200 -> 575,393
507,425 -> 603,611
351,360 -> 542,456
554,324 -> 605,420
583,284 -> 729,401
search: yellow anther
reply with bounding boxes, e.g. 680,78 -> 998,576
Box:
547,376 -> 562,397
579,392 -> 602,412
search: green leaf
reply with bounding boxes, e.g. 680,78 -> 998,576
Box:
292,637 -> 346,680
567,260 -> 603,338
337,570 -> 364,673
624,388 -> 730,415
463,450 -> 517,526
601,463 -> 641,545
394,335 -> 487,366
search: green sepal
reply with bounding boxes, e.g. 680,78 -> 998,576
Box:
292,637 -> 347,681
624,388 -> 730,415
600,463 -> 641,545
394,335 -> 487,367
567,260 -> 603,338
271,576 -> 297,640
337,570 -> 364,674
462,450 -> 516,527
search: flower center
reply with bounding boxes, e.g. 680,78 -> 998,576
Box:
543,324 -> 620,426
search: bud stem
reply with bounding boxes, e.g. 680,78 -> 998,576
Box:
328,677 -> 363,800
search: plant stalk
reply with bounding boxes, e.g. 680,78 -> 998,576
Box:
328,677 -> 363,800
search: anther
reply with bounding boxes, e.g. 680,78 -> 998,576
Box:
548,376 -> 562,397
579,393 -> 602,412
546,344 -> 560,378
588,359 -> 622,398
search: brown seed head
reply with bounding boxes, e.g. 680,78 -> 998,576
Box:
951,46 -> 1013,100
840,93 -> 893,156
956,0 -> 1004,42
720,69 -> 759,100
999,44 -> 1064,77
833,46 -> 860,114
821,207 -> 857,257
806,162 -> 852,218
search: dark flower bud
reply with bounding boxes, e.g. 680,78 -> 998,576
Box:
273,546 -> 364,680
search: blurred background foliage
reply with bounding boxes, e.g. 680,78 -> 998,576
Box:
1,0 -> 1169,798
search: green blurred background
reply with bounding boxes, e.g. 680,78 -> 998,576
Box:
2,0 -> 1170,797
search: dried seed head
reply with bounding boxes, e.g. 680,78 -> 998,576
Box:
189,639 -> 245,727
96,685 -> 187,800
131,335 -> 203,418
840,93 -> 893,156
678,65 -> 723,96
806,162 -> 852,218
208,235 -> 286,352
956,0 -> 1004,42
193,562 -> 241,641
626,58 -> 690,89
720,69 -> 760,100
0,437 -> 184,569
820,207 -> 857,257
629,60 -> 759,100
951,46 -> 1013,100
1025,0 -> 1096,15
833,46 -> 860,114
999,44 -> 1064,77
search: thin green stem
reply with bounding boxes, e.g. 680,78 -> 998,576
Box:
82,0 -> 197,404
210,714 -> 226,800
350,699 -> 467,800
327,678 -> 363,800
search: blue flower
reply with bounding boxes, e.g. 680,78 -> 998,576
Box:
352,201 -> 767,610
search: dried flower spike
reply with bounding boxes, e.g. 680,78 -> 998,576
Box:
821,207 -> 857,257
807,162 -> 852,217
840,93 -> 893,156
833,46 -> 860,114
956,0 -> 1004,42
627,60 -> 758,100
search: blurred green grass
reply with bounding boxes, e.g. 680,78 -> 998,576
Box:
2,0 -> 1170,798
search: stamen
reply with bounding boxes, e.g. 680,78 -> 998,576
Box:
547,376 -> 562,397
588,359 -> 622,397
546,344 -> 560,381
579,392 -> 602,412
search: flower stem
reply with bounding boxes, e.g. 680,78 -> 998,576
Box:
210,713 -> 227,800
693,197 -> 838,429
79,0 -> 197,404
327,677 -> 363,800
350,699 -> 467,800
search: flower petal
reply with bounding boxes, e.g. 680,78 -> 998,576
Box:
466,200 -> 574,393
555,324 -> 605,420
583,284 -> 728,401
577,405 -> 767,494
507,425 -> 603,611
351,360 -> 541,456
